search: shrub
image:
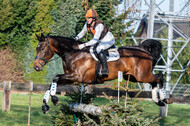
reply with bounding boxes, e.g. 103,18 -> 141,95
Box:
51,85 -> 160,126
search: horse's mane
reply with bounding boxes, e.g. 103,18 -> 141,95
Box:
48,36 -> 151,55
49,36 -> 83,45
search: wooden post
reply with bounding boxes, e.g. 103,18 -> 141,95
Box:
28,81 -> 33,126
125,75 -> 130,109
118,71 -> 123,103
2,81 -> 11,112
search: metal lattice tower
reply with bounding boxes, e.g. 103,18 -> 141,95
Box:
125,0 -> 190,94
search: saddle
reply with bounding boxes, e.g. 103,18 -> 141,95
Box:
90,43 -> 120,62
90,43 -> 120,84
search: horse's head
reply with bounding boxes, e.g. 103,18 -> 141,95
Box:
33,33 -> 54,71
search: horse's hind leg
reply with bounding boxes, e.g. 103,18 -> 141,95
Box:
157,74 -> 173,105
151,82 -> 160,105
151,74 -> 173,106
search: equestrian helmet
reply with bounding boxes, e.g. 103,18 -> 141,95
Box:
85,9 -> 98,19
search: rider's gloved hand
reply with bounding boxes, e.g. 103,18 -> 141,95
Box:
75,36 -> 79,41
78,44 -> 86,50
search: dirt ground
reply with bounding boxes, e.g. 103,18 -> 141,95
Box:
0,47 -> 25,83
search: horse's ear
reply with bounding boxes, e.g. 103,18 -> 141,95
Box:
41,33 -> 45,41
36,34 -> 41,41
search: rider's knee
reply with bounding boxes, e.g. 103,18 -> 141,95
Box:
96,47 -> 103,54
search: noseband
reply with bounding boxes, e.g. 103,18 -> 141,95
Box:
35,37 -> 50,68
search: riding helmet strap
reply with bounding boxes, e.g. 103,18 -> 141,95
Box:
87,24 -> 95,35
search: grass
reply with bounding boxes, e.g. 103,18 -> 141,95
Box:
0,92 -> 190,126
141,101 -> 190,126
0,92 -> 55,126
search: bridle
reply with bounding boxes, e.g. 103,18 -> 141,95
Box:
35,36 -> 78,68
35,37 -> 50,68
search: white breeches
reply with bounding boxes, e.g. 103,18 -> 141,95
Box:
96,32 -> 115,54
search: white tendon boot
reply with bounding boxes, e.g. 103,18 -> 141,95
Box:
159,88 -> 166,100
43,90 -> 50,103
50,82 -> 57,96
42,90 -> 50,114
152,87 -> 159,103
50,82 -> 59,105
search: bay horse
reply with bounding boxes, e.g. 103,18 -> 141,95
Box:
34,33 -> 172,113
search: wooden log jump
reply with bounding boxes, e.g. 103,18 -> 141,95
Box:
70,103 -> 102,116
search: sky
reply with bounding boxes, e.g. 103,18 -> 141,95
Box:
118,0 -> 189,14
117,0 -> 190,33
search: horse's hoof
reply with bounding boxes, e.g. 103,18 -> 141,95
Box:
154,100 -> 165,106
163,98 -> 173,104
51,96 -> 59,106
42,104 -> 49,114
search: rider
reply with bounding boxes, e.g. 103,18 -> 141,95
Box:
75,9 -> 115,76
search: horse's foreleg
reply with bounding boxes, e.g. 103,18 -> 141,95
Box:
53,73 -> 78,84
50,82 -> 59,106
42,85 -> 51,114
42,82 -> 59,114
48,74 -> 78,106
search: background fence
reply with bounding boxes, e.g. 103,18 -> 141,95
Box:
0,81 -> 190,104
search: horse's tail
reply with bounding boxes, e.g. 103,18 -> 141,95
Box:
139,39 -> 162,68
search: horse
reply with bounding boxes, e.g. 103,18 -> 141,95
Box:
34,33 -> 172,113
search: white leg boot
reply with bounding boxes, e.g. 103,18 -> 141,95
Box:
50,82 -> 59,105
152,87 -> 159,103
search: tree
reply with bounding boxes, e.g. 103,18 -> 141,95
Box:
0,0 -> 14,46
76,0 -> 133,46
0,0 -> 39,83
26,0 -> 55,84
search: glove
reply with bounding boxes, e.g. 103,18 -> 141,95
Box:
78,44 -> 86,50
75,36 -> 79,41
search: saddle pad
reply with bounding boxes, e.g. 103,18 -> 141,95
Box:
90,46 -> 120,62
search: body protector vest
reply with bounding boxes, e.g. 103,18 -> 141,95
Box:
87,19 -> 110,40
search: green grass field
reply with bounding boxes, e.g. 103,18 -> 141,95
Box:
0,92 -> 190,126
0,92 -> 54,126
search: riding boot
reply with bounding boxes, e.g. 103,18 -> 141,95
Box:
98,50 -> 109,76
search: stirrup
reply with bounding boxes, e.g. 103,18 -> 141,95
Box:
100,69 -> 109,76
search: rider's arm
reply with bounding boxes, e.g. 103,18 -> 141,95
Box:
75,22 -> 87,40
85,23 -> 104,46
